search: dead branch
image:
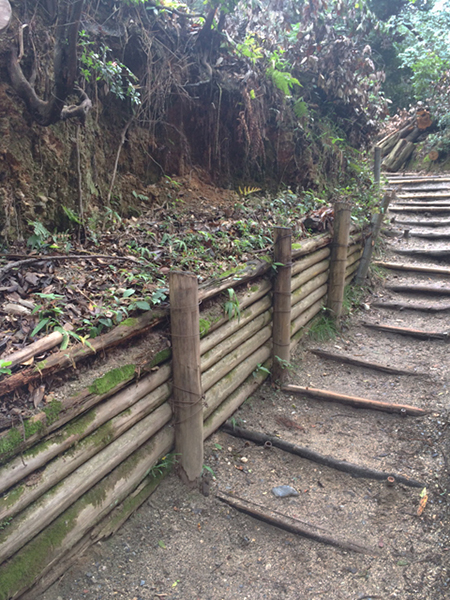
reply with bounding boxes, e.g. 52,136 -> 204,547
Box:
216,491 -> 377,555
282,384 -> 428,416
221,424 -> 424,487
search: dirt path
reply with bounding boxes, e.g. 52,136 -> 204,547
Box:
41,176 -> 450,600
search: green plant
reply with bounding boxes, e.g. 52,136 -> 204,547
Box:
79,31 -> 140,106
308,314 -> 338,342
0,360 -> 12,376
223,288 -> 240,322
274,356 -> 293,372
202,464 -> 215,477
236,34 -> 264,65
148,452 -> 178,478
27,221 -> 52,251
31,293 -> 65,337
253,363 -> 271,378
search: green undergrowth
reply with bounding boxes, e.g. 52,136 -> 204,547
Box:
307,313 -> 338,342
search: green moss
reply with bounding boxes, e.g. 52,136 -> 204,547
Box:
0,428 -> 23,463
120,317 -> 138,327
43,400 -> 63,427
23,419 -> 44,439
22,438 -> 52,459
148,348 -> 171,368
199,318 -> 211,338
0,486 -> 24,512
250,285 -> 259,292
88,364 -> 136,396
62,410 -> 97,439
292,243 -> 302,250
32,359 -> 47,373
219,265 -> 245,279
78,421 -> 114,451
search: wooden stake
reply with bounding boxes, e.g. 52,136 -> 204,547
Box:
282,384 -> 428,416
327,202 -> 351,319
170,272 -> 203,483
272,227 -> 292,383
355,192 -> 392,284
374,146 -> 381,187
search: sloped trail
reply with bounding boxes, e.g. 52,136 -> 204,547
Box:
40,175 -> 450,600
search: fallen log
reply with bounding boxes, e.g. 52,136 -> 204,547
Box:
410,231 -> 450,240
310,348 -> 423,376
373,300 -> 450,312
0,426 -> 174,600
0,309 -> 167,398
387,284 -> 450,295
382,139 -> 415,172
363,322 -> 449,341
221,424 -> 424,487
373,261 -> 450,275
0,331 -> 64,369
282,384 -> 428,416
216,491 -> 376,555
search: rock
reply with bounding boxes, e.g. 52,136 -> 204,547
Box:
271,485 -> 299,498
4,303 -> 31,315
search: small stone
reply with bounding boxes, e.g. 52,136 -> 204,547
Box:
272,485 -> 299,498
240,457 -> 248,463
4,303 -> 31,315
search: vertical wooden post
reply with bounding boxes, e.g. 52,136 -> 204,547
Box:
327,202 -> 351,320
355,191 -> 393,285
272,227 -> 292,383
374,146 -> 381,188
170,271 -> 203,483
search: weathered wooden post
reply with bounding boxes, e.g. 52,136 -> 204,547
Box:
170,271 -> 203,483
374,146 -> 381,188
326,202 -> 351,320
272,227 -> 292,383
355,190 -> 393,285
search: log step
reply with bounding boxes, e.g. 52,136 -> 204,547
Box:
282,384 -> 428,416
390,206 -> 450,213
310,348 -> 423,376
363,322 -> 449,341
386,284 -> 450,295
397,193 -> 450,200
372,300 -> 450,312
395,248 -> 450,259
410,232 -> 450,240
393,219 -> 450,227
373,261 -> 450,275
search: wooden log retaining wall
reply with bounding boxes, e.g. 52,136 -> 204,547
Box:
0,226 -> 367,600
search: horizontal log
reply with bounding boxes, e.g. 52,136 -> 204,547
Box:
282,384 -> 428,416
310,348 -> 423,376
382,139 -> 414,172
292,272 -> 328,307
389,206 -> 450,213
0,384 -> 172,520
199,279 -> 272,339
373,300 -> 450,312
0,426 -> 174,600
387,284 -> 450,295
395,201 -> 450,207
291,234 -> 332,260
393,219 -> 450,227
216,491 -> 375,555
200,295 -> 271,356
373,261 -> 450,275
198,261 -> 271,303
291,258 -> 329,293
221,424 -> 424,488
0,404 -> 172,564
386,177 -> 450,184
291,290 -> 327,337
291,247 -> 330,277
203,343 -> 271,420
201,309 -> 271,373
0,309 -> 167,398
397,192 -> 450,200
0,362 -> 171,467
363,322 -> 449,340
202,325 -> 272,393
1,332 -> 64,370
396,248 -> 450,259
203,360 -> 271,439
411,231 -> 450,240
